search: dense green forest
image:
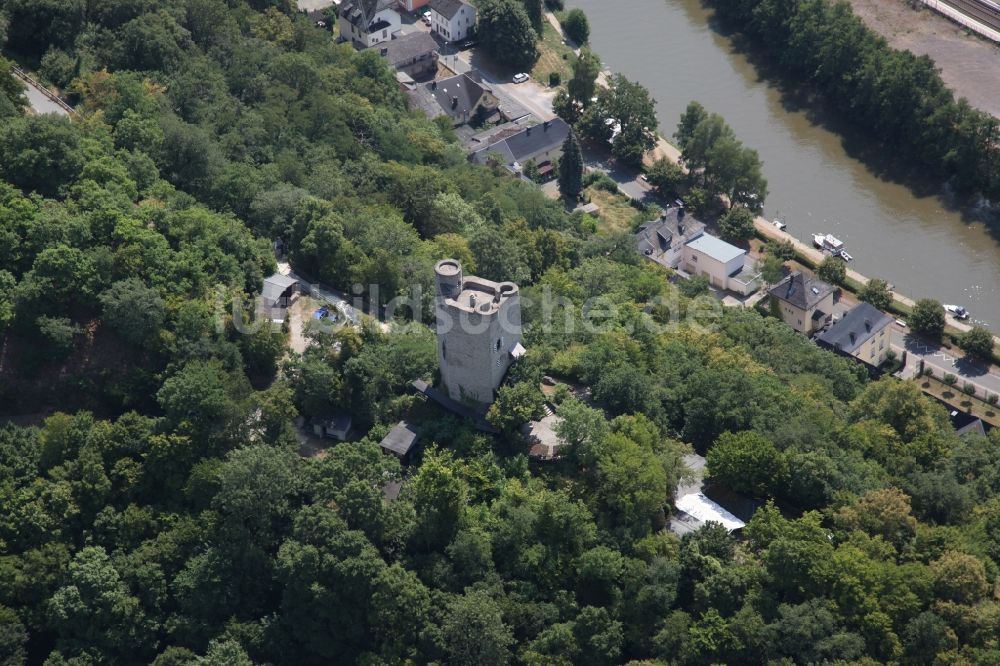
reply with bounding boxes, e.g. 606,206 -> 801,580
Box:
2,1 -> 1000,664
708,0 -> 1000,203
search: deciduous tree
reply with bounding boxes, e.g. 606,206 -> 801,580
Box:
858,278 -> 893,310
478,0 -> 539,72
562,9 -> 590,44
959,326 -> 994,360
911,298 -> 945,341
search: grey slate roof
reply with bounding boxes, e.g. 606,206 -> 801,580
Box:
635,207 -> 705,264
410,73 -> 491,122
429,0 -> 469,19
470,118 -> 570,166
816,302 -> 892,353
376,31 -> 439,67
769,270 -> 834,310
262,274 -> 298,303
340,0 -> 396,27
379,421 -> 420,457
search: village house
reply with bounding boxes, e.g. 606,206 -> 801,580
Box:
408,72 -> 499,126
635,206 -> 759,296
769,270 -> 835,335
373,31 -> 439,78
398,0 -> 429,12
816,302 -> 893,368
338,0 -> 401,48
469,118 -> 570,176
428,0 -> 477,42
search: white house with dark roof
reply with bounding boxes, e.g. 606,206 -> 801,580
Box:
429,0 -> 476,42
339,0 -> 401,48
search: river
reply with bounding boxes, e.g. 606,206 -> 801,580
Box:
569,0 -> 1000,327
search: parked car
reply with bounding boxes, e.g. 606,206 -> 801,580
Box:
421,14 -> 431,25
458,39 -> 477,50
512,72 -> 530,83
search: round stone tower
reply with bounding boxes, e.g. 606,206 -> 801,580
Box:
434,259 -> 463,299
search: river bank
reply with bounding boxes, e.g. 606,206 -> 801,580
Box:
848,0 -> 1000,119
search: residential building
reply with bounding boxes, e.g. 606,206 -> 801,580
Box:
379,420 -> 420,460
682,233 -> 759,296
434,259 -> 524,409
469,118 -> 570,176
408,72 -> 499,126
339,0 -> 401,48
260,273 -> 299,322
635,206 -> 759,295
769,270 -> 835,335
429,0 -> 476,42
374,31 -> 439,78
816,302 -> 893,367
635,206 -> 706,269
399,0 -> 429,12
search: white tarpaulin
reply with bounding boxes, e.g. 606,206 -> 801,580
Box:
674,492 -> 746,533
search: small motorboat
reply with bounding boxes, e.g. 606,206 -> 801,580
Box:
839,250 -> 853,262
944,304 -> 970,320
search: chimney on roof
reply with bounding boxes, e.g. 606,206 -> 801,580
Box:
849,332 -> 856,344
865,319 -> 872,332
451,96 -> 458,109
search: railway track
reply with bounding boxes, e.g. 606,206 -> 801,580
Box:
943,0 -> 1000,32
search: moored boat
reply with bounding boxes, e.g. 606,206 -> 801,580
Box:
944,304 -> 970,320
813,233 -> 845,252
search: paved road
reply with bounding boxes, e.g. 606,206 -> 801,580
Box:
23,80 -> 68,116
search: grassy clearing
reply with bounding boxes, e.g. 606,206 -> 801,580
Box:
531,20 -> 574,84
584,187 -> 647,235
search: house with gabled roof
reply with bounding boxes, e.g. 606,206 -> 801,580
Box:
408,72 -> 499,126
373,31 -> 439,78
469,118 -> 570,176
339,0 -> 401,48
816,302 -> 893,368
429,0 -> 477,42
